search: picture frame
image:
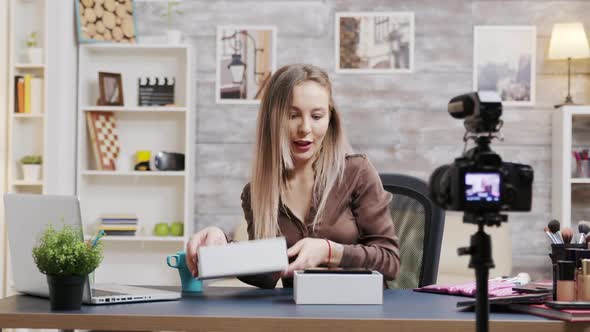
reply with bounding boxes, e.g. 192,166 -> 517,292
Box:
335,12 -> 415,74
473,26 -> 537,107
98,72 -> 124,106
216,25 -> 277,104
75,0 -> 138,44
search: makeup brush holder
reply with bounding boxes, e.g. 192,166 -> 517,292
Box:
551,244 -> 586,263
550,244 -> 586,300
575,160 -> 590,178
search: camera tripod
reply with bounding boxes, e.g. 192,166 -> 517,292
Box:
459,212 -> 507,332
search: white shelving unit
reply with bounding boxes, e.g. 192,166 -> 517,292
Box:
81,170 -> 186,177
4,0 -> 49,300
77,44 -> 194,286
14,64 -> 45,69
7,0 -> 48,195
80,106 -> 187,113
84,235 -> 185,243
552,105 -> 590,228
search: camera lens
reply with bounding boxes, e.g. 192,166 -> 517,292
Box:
429,165 -> 451,208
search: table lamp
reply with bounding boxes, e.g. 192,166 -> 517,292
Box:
548,22 -> 590,108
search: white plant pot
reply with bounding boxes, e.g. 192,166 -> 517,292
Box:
166,30 -> 182,44
22,164 -> 41,181
27,48 -> 43,64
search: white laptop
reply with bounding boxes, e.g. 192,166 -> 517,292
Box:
4,193 -> 181,304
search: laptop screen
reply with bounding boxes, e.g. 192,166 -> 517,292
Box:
4,193 -> 93,300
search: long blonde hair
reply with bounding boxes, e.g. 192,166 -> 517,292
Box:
250,64 -> 347,239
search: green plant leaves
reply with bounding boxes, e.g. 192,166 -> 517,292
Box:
32,224 -> 103,276
20,155 -> 42,164
26,31 -> 37,48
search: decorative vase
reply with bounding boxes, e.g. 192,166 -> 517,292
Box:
22,164 -> 41,181
166,30 -> 182,44
46,274 -> 86,310
27,47 -> 43,64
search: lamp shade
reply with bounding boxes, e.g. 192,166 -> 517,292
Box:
548,22 -> 590,60
227,54 -> 246,84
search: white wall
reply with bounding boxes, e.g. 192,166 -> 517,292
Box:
0,0 -> 9,298
45,0 -> 77,194
437,212 -> 513,284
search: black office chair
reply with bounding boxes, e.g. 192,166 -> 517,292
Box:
380,173 -> 445,289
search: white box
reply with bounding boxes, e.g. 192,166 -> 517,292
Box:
293,270 -> 383,304
197,237 -> 288,279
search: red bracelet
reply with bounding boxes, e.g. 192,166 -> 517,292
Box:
326,239 -> 332,266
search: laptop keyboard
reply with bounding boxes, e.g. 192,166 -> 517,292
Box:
92,289 -> 125,297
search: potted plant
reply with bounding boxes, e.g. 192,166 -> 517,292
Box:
32,224 -> 103,310
162,1 -> 183,44
26,32 -> 43,64
20,155 -> 42,181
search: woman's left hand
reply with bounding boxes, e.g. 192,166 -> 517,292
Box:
282,238 -> 329,277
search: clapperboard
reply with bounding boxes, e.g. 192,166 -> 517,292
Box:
138,76 -> 175,106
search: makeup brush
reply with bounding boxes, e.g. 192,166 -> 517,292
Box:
544,227 -> 559,244
548,219 -> 563,244
562,227 -> 574,244
579,222 -> 590,244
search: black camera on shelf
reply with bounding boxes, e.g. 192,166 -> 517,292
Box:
429,91 -> 534,219
155,151 -> 185,171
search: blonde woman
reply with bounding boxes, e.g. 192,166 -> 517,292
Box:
186,64 -> 400,289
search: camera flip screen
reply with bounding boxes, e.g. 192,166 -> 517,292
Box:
464,172 -> 501,203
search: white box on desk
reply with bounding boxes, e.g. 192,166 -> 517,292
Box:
293,270 -> 383,304
198,237 -> 288,279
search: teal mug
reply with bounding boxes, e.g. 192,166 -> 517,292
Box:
166,251 -> 203,293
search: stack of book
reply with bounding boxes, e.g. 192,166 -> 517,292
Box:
14,75 -> 43,114
98,214 -> 138,236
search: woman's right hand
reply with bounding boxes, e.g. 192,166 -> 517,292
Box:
185,226 -> 228,278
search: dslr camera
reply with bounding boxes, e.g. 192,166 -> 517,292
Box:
429,92 -> 534,219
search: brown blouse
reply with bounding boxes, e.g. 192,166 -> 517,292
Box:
236,154 -> 400,289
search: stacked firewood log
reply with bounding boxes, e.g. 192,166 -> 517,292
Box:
79,0 -> 136,43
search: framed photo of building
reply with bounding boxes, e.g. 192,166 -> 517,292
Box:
473,26 -> 537,107
335,12 -> 414,74
216,25 -> 277,104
